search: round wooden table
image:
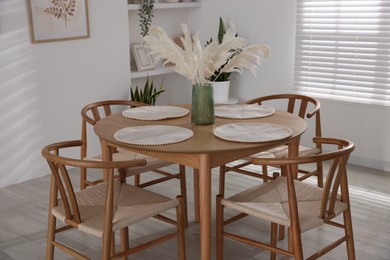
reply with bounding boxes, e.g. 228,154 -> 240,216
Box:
94,107 -> 307,260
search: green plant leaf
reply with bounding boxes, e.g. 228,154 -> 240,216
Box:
218,17 -> 225,44
158,79 -> 165,91
138,0 -> 155,36
130,88 -> 135,100
150,89 -> 165,105
143,78 -> 151,103
130,76 -> 165,105
134,86 -> 141,101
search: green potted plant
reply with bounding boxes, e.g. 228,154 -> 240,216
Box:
206,17 -> 237,102
138,0 -> 155,37
130,76 -> 165,105
206,17 -> 233,82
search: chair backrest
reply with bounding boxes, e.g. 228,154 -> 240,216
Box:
245,94 -> 322,139
80,100 -> 148,159
251,137 -> 355,220
41,140 -> 146,225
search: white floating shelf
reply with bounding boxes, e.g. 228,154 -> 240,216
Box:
128,2 -> 202,10
130,66 -> 174,79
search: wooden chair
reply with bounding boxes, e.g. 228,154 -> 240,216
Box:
42,140 -> 186,260
219,94 -> 323,197
80,100 -> 189,224
216,137 -> 355,260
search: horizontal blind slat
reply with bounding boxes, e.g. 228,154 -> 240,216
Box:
294,0 -> 390,106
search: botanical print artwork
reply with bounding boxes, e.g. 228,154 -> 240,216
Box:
43,0 -> 77,27
27,0 -> 89,43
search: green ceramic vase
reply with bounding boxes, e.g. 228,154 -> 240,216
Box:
191,83 -> 215,125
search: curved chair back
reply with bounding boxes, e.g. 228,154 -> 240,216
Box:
80,100 -> 148,189
217,137 -> 356,260
245,93 -> 324,186
42,140 -> 146,224
42,140 -> 185,259
252,137 -> 355,221
246,93 -> 321,139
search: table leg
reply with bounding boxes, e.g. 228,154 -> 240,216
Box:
199,154 -> 211,260
193,168 -> 200,223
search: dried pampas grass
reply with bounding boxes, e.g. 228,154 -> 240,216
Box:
143,23 -> 270,85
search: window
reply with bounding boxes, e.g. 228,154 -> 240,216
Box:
294,0 -> 390,106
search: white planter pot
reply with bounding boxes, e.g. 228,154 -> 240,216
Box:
212,81 -> 230,102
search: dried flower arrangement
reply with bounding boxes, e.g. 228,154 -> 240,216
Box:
143,23 -> 270,85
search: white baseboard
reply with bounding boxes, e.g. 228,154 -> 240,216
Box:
348,154 -> 390,172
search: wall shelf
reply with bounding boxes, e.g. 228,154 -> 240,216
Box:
128,0 -> 202,99
128,2 -> 202,11
130,66 -> 174,79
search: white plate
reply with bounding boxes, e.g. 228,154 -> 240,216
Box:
122,106 -> 189,121
114,125 -> 193,146
213,123 -> 292,143
215,104 -> 275,119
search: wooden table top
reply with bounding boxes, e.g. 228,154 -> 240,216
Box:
94,107 -> 307,157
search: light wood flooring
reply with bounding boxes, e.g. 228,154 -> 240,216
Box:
0,162 -> 389,259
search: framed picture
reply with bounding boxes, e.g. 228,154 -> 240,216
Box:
26,0 -> 90,43
131,42 -> 155,71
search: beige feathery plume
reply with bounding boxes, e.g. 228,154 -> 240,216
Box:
143,23 -> 270,85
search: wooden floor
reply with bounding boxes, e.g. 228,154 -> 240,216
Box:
0,162 -> 389,259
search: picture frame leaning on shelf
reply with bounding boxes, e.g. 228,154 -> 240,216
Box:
131,42 -> 155,72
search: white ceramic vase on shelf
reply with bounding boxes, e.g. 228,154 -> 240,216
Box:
212,81 -> 230,102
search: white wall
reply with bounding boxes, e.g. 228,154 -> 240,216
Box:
0,0 -> 131,188
319,100 -> 390,171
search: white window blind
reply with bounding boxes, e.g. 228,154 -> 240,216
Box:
294,0 -> 390,106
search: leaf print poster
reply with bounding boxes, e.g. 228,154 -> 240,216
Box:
27,0 -> 90,43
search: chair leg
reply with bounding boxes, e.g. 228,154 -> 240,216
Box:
270,222 -> 277,260
218,165 -> 226,196
134,174 -> 140,186
279,225 -> 285,240
46,214 -> 56,260
120,228 -> 129,260
193,168 -> 200,223
216,195 -> 224,260
179,164 -> 188,227
176,196 -> 186,260
110,232 -> 115,257
262,165 -> 269,182
80,167 -> 87,189
343,208 -> 356,260
317,161 -> 324,188
341,174 -> 356,260
291,227 -> 304,260
288,228 -> 293,251
102,212 -> 113,259
119,168 -> 127,184
46,176 -> 57,260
